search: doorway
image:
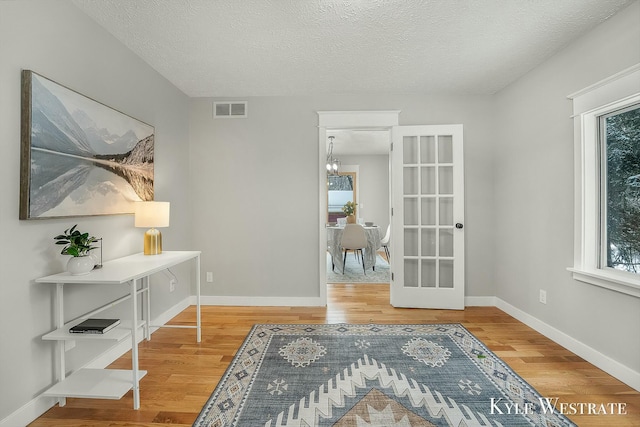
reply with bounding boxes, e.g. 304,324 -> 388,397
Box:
317,111 -> 399,305
318,112 -> 466,309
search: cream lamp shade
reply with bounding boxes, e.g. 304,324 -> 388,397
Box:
135,201 -> 170,255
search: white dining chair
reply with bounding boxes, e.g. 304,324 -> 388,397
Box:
340,224 -> 368,274
328,242 -> 335,271
380,224 -> 391,261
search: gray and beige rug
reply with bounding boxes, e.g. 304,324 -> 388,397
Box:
326,253 -> 390,284
194,323 -> 576,426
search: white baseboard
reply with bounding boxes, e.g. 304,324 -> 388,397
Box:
0,395 -> 58,427
192,295 -> 325,306
495,297 -> 640,392
0,297 -> 192,427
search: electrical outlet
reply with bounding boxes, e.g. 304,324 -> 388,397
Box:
206,272 -> 213,283
539,289 -> 547,304
169,279 -> 177,292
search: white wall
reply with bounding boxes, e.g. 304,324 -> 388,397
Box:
338,154 -> 390,232
493,0 -> 640,375
0,0 -> 191,422
189,94 -> 496,298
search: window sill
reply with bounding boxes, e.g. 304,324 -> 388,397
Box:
568,268 -> 640,298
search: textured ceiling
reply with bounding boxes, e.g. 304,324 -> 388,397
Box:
72,0 -> 633,98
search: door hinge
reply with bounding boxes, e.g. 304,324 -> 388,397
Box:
391,272 -> 394,281
391,208 -> 394,216
390,142 -> 393,152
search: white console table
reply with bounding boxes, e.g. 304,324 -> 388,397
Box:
36,251 -> 201,410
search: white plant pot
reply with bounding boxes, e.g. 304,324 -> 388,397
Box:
67,256 -> 95,276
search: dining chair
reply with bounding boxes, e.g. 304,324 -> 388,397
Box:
340,224 -> 368,274
328,242 -> 335,271
380,224 -> 391,261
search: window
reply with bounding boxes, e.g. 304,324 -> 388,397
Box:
327,172 -> 356,223
601,105 -> 640,273
569,64 -> 640,298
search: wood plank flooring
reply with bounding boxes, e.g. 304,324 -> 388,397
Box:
29,284 -> 639,426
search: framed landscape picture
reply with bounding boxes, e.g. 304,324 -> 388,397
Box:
19,70 -> 155,219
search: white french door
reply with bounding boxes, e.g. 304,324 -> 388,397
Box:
390,125 -> 465,309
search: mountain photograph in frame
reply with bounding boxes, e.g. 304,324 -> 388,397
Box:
19,70 -> 155,219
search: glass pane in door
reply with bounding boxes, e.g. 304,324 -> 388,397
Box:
438,135 -> 453,163
439,229 -> 454,257
421,260 -> 436,287
404,167 -> 419,195
403,136 -> 418,164
439,166 -> 453,194
439,197 -> 453,225
421,229 -> 436,256
439,260 -> 454,288
404,229 -> 418,257
421,198 -> 436,225
420,136 -> 436,163
405,259 -> 419,287
420,167 -> 436,194
404,198 -> 418,225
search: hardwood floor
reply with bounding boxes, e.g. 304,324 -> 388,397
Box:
30,284 -> 639,426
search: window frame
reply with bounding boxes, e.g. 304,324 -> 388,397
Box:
568,64 -> 640,298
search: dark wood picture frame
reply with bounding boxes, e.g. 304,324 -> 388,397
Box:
20,70 -> 155,219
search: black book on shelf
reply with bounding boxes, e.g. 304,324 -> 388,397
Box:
69,318 -> 120,334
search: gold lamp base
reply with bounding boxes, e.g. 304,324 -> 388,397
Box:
143,228 -> 162,255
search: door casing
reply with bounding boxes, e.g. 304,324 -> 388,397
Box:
318,111 -> 400,305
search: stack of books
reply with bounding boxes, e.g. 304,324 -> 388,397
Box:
69,318 -> 120,334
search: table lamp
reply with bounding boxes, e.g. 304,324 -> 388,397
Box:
134,201 -> 170,255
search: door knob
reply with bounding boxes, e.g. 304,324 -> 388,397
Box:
455,223 -> 463,229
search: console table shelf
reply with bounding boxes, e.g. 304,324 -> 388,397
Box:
42,325 -> 132,342
36,251 -> 201,410
42,368 -> 147,400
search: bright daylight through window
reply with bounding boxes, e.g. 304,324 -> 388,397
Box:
602,105 -> 640,273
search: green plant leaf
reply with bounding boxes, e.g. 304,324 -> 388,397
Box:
53,225 -> 97,257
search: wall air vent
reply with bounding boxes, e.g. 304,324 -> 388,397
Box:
214,101 -> 248,118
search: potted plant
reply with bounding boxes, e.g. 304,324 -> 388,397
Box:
54,225 -> 98,275
342,201 -> 358,224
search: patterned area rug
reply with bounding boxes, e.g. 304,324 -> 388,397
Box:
326,253 -> 390,284
194,324 -> 577,427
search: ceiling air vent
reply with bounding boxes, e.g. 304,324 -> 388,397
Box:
214,101 -> 248,118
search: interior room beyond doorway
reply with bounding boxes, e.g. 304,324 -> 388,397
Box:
324,129 -> 391,284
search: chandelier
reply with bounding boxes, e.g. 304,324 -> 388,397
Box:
326,136 -> 340,175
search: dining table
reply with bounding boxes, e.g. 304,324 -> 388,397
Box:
327,225 -> 382,273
